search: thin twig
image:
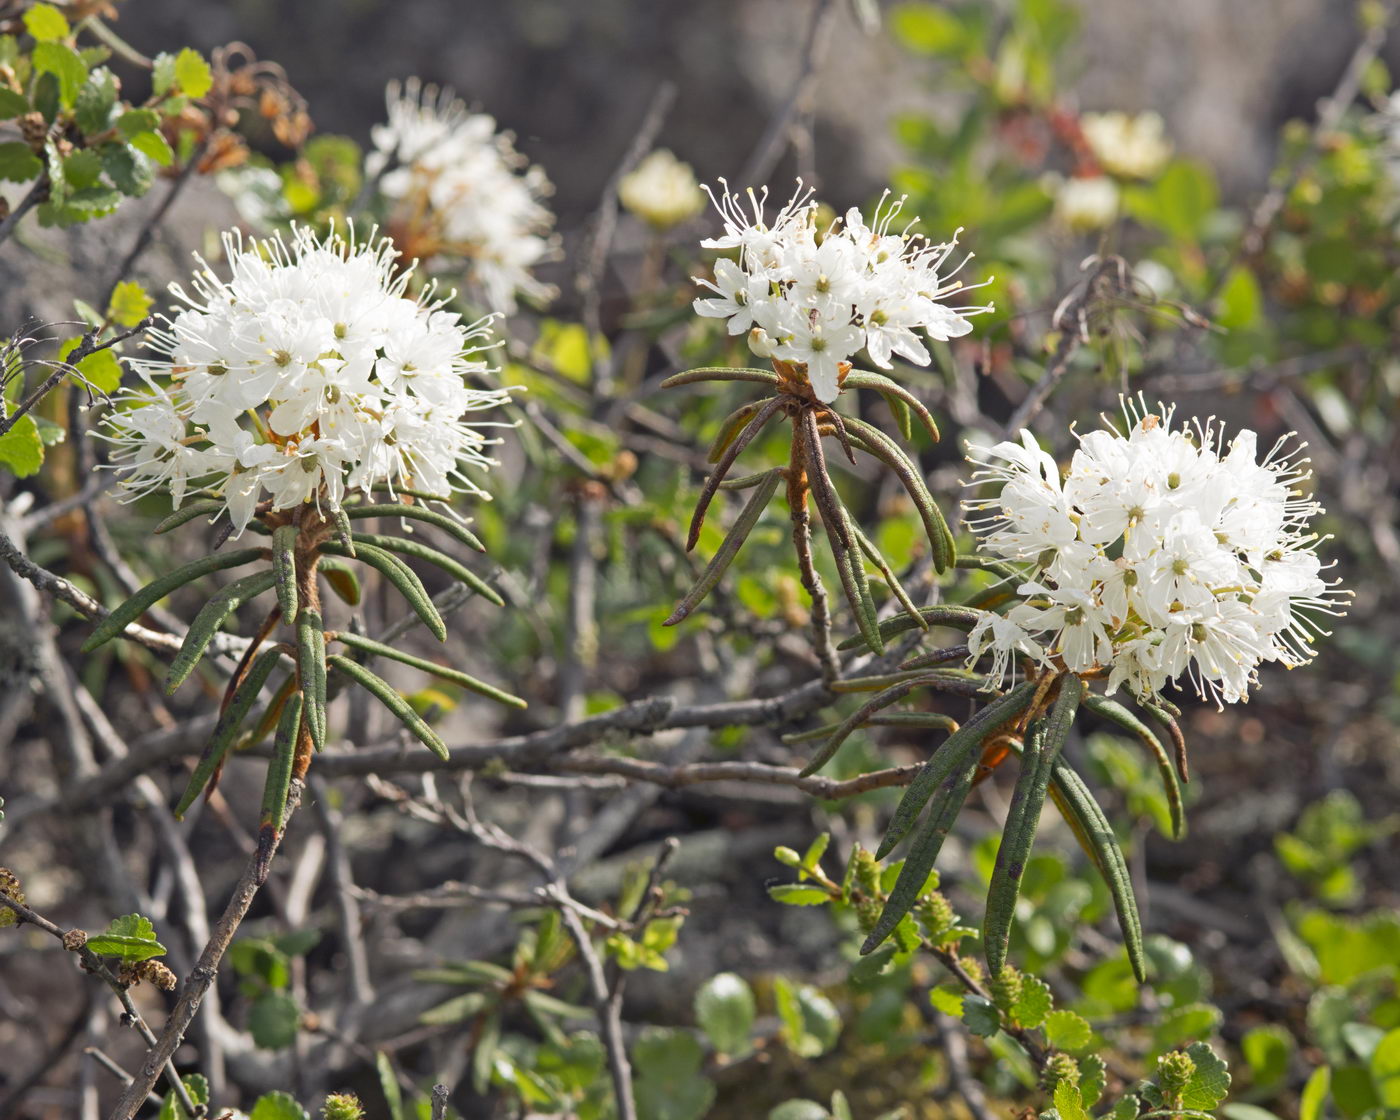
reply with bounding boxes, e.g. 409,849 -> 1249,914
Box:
105,784 -> 304,1120
0,172 -> 47,247
101,143 -> 209,310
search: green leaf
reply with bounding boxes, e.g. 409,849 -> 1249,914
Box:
32,41 -> 87,107
420,991 -> 489,1025
23,3 -> 70,42
929,986 -> 964,1017
768,1103 -> 830,1120
1106,1094 -> 1141,1120
889,2 -> 967,55
1053,1080 -> 1091,1120
0,141 -> 43,182
1011,974 -> 1053,1029
101,142 -> 153,195
1300,1066 -> 1331,1120
229,937 -> 291,989
632,1027 -> 716,1120
249,991 -> 301,1050
376,1051 -> 404,1120
128,129 -> 174,166
107,281 -> 153,327
151,52 -> 178,96
86,913 -> 166,962
1181,1041 -> 1232,1111
1221,1106 -> 1284,1120
1372,1028 -> 1400,1108
0,88 -> 28,118
173,48 -> 213,99
1079,1054 -> 1107,1108
0,413 -> 45,477
116,108 -> 160,137
775,976 -> 841,1057
1044,1009 -> 1093,1054
75,67 -> 118,133
249,1090 -> 311,1120
57,337 -> 123,394
695,972 -> 756,1056
961,994 -> 1001,1038
767,884 -> 830,906
1216,266 -> 1263,331
1151,159 -> 1219,242
1242,1023 -> 1294,1092
158,1074 -> 209,1120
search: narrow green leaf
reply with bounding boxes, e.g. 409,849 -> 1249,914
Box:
83,548 -> 264,652
852,522 -> 926,632
660,366 -> 780,388
876,681 -> 1036,858
984,674 -> 1081,975
863,742 -> 984,953
1083,692 -> 1185,840
320,540 -> 446,640
842,416 -> 955,571
318,557 -> 362,605
332,629 -> 526,709
348,531 -> 503,607
835,605 -> 982,650
342,502 -> 484,552
259,690 -> 301,838
153,498 -> 224,535
328,654 -> 449,759
666,468 -> 781,625
174,647 -> 286,818
706,399 -> 765,463
272,524 -> 298,620
166,569 -> 277,694
331,506 -> 356,556
296,607 -> 326,752
1050,756 -> 1148,983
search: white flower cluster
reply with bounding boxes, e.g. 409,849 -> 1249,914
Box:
692,183 -> 988,403
367,78 -> 556,313
1081,111 -> 1173,180
103,226 -> 512,534
619,149 -> 705,229
963,403 -> 1346,706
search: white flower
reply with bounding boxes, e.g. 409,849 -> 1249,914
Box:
961,399 -> 1348,706
368,78 -> 557,313
619,149 -> 706,229
101,225 -> 514,536
1081,111 -> 1173,180
1053,175 -> 1120,231
691,182 -> 991,403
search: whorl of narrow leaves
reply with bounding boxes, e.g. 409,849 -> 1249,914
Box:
166,570 -> 278,693
332,630 -> 527,709
82,548 -> 265,652
321,540 -> 447,640
174,647 -> 287,818
1049,755 -> 1148,982
327,654 -> 450,759
983,673 -> 1083,976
